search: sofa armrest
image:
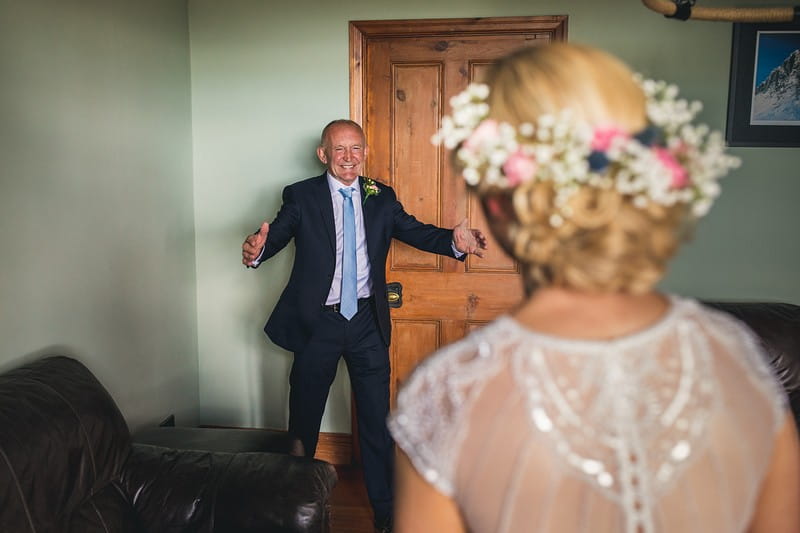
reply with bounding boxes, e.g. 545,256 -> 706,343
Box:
121,443 -> 337,533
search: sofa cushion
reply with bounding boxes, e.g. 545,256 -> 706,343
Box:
123,444 -> 337,533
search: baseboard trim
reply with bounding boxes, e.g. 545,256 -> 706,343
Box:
197,425 -> 354,465
316,432 -> 353,465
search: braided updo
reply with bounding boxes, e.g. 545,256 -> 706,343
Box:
475,44 -> 693,293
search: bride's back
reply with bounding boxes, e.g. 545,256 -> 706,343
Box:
391,296 -> 784,533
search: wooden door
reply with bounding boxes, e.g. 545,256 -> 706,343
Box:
350,17 -> 568,407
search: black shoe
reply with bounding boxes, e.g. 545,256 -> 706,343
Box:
374,516 -> 393,533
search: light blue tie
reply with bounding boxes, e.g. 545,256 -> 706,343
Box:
339,187 -> 357,320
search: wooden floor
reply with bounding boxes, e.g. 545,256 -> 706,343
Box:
330,465 -> 375,533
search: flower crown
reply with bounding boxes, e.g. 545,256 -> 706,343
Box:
432,78 -> 741,227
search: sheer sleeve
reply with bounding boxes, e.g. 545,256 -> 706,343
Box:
388,331 -> 506,496
698,303 -> 788,434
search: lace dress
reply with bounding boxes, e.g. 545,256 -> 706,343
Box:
388,296 -> 788,533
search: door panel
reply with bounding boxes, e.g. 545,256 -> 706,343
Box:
391,63 -> 443,270
392,320 -> 440,385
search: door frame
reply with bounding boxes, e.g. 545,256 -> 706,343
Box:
349,16 -> 569,128
333,15 -> 568,466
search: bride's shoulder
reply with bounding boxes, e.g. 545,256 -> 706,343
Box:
388,317 -> 519,494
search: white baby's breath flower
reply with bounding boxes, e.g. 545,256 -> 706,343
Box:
456,147 -> 473,162
692,198 -> 712,217
489,148 -> 509,167
485,166 -> 502,184
453,108 -> 474,127
553,122 -> 570,139
534,145 -> 555,164
462,167 -> 480,186
536,128 -> 552,142
701,181 -> 720,197
450,91 -> 469,108
470,83 -> 490,100
665,84 -> 679,99
519,122 -> 535,137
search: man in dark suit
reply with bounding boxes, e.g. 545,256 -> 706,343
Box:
242,119 -> 486,533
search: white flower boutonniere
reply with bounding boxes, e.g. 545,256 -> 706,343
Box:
362,177 -> 381,204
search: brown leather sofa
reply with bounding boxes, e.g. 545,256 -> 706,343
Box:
0,355 -> 338,533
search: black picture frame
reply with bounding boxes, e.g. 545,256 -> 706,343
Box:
725,21 -> 800,147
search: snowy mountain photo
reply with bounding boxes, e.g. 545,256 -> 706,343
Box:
750,32 -> 800,124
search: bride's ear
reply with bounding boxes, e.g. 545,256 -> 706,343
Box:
479,188 -> 517,260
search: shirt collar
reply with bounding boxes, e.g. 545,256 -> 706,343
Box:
326,172 -> 361,199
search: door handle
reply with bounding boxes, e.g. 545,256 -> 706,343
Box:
386,282 -> 403,308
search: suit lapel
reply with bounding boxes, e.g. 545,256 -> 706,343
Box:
359,176 -> 380,261
315,173 -> 336,255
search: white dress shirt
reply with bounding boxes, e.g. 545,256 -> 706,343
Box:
325,173 -> 374,305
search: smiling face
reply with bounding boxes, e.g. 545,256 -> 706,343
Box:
317,122 -> 367,186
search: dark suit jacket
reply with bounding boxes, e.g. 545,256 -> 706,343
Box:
257,173 -> 461,353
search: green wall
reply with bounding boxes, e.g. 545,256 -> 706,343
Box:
0,0 -> 198,430
188,0 -> 800,434
2,0 -> 797,436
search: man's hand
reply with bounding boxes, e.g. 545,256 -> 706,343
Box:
242,221 -> 269,266
453,218 -> 488,258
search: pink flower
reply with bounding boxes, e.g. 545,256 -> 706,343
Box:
591,126 -> 628,151
503,149 -> 537,186
463,119 -> 499,152
654,147 -> 689,188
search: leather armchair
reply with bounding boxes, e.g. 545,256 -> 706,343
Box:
0,355 -> 337,533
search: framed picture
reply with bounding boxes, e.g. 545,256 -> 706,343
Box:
726,21 -> 800,147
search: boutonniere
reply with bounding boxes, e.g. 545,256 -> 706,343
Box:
362,177 -> 381,204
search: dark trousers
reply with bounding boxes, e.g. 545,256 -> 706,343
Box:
288,298 -> 394,525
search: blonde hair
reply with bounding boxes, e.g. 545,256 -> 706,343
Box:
478,43 -> 691,293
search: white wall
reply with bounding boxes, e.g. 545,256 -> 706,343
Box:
0,0 -> 198,431
188,0 -> 800,434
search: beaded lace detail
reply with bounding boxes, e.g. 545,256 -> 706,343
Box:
389,296 -> 786,533
509,317 -> 715,533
